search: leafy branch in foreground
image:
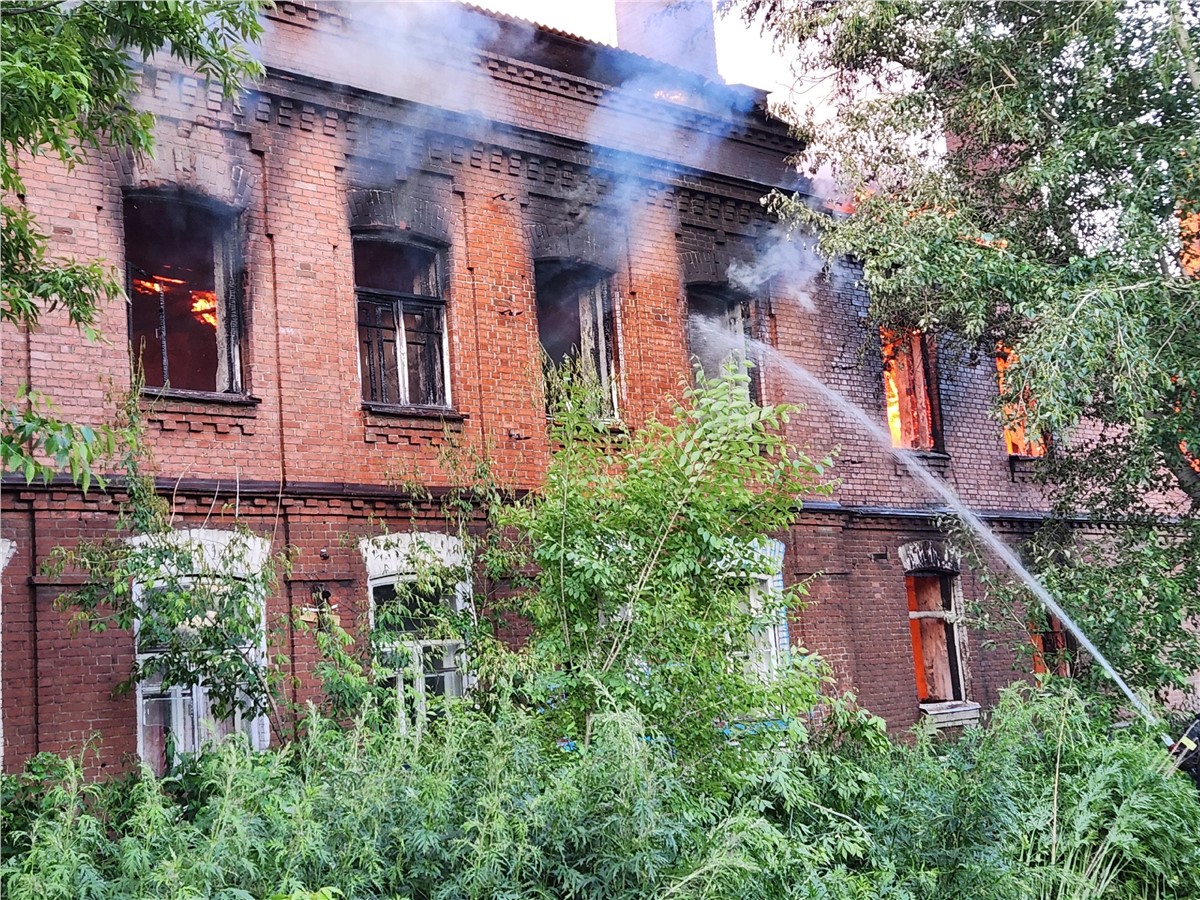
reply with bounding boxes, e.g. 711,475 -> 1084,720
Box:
744,0 -> 1199,507
492,366 -> 835,778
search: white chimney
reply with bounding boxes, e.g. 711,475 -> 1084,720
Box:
614,0 -> 721,82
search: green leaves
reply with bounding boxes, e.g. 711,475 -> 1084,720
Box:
491,366 -> 833,783
2,1 -> 264,490
752,0 -> 1200,505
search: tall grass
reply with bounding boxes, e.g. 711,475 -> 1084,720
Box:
3,686 -> 1198,899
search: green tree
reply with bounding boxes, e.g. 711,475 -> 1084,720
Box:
1,0 -> 264,487
491,368 -> 834,780
741,0 -> 1200,698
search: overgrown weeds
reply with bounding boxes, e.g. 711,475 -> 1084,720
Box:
3,685 -> 1198,899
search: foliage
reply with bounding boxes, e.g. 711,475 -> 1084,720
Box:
3,686 -> 1199,899
743,0 -> 1199,503
45,384 -> 288,733
490,367 -> 834,782
957,517 -> 1200,704
1,0 -> 264,487
740,0 -> 1200,695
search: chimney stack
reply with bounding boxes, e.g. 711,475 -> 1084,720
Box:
614,0 -> 722,82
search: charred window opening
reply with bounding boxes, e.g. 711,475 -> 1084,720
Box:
686,285 -> 757,400
124,196 -> 242,394
534,259 -> 618,419
907,573 -> 965,703
355,239 -> 448,408
1031,614 -> 1075,677
881,327 -> 941,450
995,345 -> 1047,458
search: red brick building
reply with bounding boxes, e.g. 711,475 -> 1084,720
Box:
1,1 -> 1051,773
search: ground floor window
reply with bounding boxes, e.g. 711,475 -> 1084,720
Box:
906,573 -> 965,703
360,533 -> 472,729
129,529 -> 272,776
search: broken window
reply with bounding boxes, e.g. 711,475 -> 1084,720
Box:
534,260 -> 618,418
686,285 -> 756,398
881,327 -> 941,450
355,239 -> 448,407
906,573 -> 965,703
1031,614 -> 1074,677
124,196 -> 242,394
995,345 -> 1046,457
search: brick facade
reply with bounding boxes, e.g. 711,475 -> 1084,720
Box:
1,2 -> 1051,772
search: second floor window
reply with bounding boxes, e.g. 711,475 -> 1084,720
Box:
535,260 -> 619,419
355,239 -> 448,408
124,196 -> 243,394
686,285 -> 757,401
995,345 -> 1046,457
881,327 -> 942,451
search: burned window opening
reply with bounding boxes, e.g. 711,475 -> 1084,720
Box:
686,285 -> 758,401
995,345 -> 1047,458
907,573 -> 965,704
881,327 -> 941,451
354,238 -> 448,408
534,259 -> 619,419
124,196 -> 243,394
1031,614 -> 1075,677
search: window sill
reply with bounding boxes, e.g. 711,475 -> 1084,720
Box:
1008,454 -> 1044,483
141,388 -> 261,408
361,403 -> 467,422
893,448 -> 950,478
919,700 -> 981,729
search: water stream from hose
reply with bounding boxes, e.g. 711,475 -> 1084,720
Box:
699,321 -> 1158,727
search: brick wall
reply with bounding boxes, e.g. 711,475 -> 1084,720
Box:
2,2 -> 1051,770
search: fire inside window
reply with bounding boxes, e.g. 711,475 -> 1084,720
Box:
534,260 -> 619,419
1031,614 -> 1073,677
881,327 -> 940,450
995,345 -> 1046,458
686,285 -> 757,400
124,196 -> 242,393
355,239 -> 447,407
907,573 -> 965,703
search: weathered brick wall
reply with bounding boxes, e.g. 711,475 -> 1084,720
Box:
2,1 -> 1053,769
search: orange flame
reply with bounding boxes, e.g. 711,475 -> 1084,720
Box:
996,346 -> 1045,457
880,329 -> 906,447
190,290 -> 217,328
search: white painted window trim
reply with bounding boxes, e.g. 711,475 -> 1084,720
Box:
128,529 -> 271,772
359,532 -> 473,728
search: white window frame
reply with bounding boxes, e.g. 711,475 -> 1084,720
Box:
744,539 -> 790,681
359,532 -> 473,728
128,529 -> 271,773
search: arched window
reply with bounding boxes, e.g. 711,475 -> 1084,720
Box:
128,529 -> 271,775
354,238 -> 449,408
124,194 -> 244,395
359,532 -> 472,727
899,541 -> 977,726
534,259 -> 619,419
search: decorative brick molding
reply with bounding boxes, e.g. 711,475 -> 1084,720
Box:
526,222 -> 619,270
897,539 -> 961,575
111,116 -> 257,212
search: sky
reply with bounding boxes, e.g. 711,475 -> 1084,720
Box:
472,0 -> 802,101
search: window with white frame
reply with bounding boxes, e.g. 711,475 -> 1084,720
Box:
745,539 -> 790,680
129,529 -> 271,776
359,533 -> 472,725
